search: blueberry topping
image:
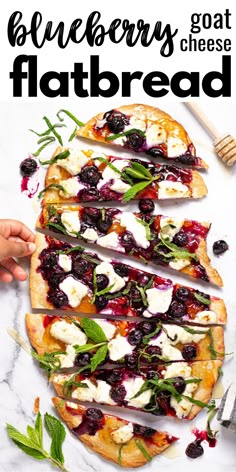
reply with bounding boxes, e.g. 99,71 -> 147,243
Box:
95,295 -> 108,311
173,231 -> 188,247
85,408 -> 104,421
185,440 -> 204,459
96,274 -> 109,291
20,158 -> 37,177
175,287 -> 190,302
42,253 -> 57,268
133,424 -> 156,437
182,344 -> 197,361
82,207 -> 101,224
146,345 -> 162,358
96,215 -> 112,233
213,240 -> 229,255
169,300 -> 186,318
172,376 -> 186,394
110,384 -> 126,404
126,132 -> 144,149
139,321 -> 156,335
177,153 -> 196,165
80,166 -> 100,186
130,287 -> 141,302
48,290 -> 68,308
106,370 -> 123,385
80,188 -> 100,202
124,353 -> 138,370
146,147 -> 165,157
128,329 -> 143,346
146,370 -> 160,380
73,258 -> 90,277
137,274 -> 150,287
106,111 -> 129,134
120,232 -> 135,251
114,263 -> 129,277
74,352 -> 92,367
138,199 -> 155,214
50,273 -> 66,288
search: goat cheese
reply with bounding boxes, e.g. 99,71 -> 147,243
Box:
97,232 -> 123,251
59,177 -> 84,198
82,227 -> 98,241
95,319 -> 116,340
95,262 -> 126,293
194,310 -> 217,324
123,377 -> 152,409
163,324 -> 207,345
50,320 -> 87,345
117,212 -> 150,249
108,334 -> 134,361
111,423 -> 134,444
167,137 -> 187,158
171,397 -> 193,418
146,286 -> 173,314
58,254 -> 72,272
61,210 -> 81,235
169,258 -> 191,270
57,149 -> 88,175
160,216 -> 184,240
59,277 -> 89,308
110,179 -> 131,194
95,380 -> 116,405
146,123 -> 167,146
98,159 -> 131,194
163,362 -> 192,380
158,181 -> 190,199
72,379 -> 97,402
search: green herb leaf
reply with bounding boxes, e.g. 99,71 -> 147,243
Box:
56,245 -> 84,255
135,439 -> 152,462
155,234 -> 198,262
194,292 -> 211,305
206,401 -> 218,440
73,342 -> 106,354
44,413 -> 66,465
43,116 -> 63,146
125,161 -> 153,180
122,180 -> 151,202
81,318 -> 107,343
68,126 -> 78,142
29,123 -> 66,137
46,221 -> 68,235
62,373 -> 89,396
137,218 -> 152,241
142,323 -> 162,345
136,285 -> 148,307
40,150 -> 70,166
182,326 -> 208,335
57,109 -> 85,127
118,444 -> 125,466
90,344 -> 108,372
33,138 -> 56,157
35,412 -> 43,448
32,350 -> 66,377
105,128 -> 146,142
38,184 -> 66,200
182,394 -> 216,410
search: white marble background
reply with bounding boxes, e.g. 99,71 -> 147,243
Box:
0,100 -> 236,472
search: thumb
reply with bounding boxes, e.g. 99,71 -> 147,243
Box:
0,237 -> 36,260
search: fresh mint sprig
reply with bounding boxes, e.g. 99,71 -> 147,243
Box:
6,412 -> 69,472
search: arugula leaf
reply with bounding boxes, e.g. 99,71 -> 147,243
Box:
81,318 -> 107,343
38,184 -> 66,200
105,128 -> 146,142
40,150 -> 70,166
135,439 -> 152,462
194,292 -> 211,305
122,180 -> 151,202
43,116 -> 63,146
90,344 -> 108,372
57,109 -> 85,127
44,413 -> 66,465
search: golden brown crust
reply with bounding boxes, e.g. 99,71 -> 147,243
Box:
210,298 -> 227,325
25,313 -> 66,355
29,234 -> 52,310
52,397 -> 176,468
190,170 -> 208,198
195,239 -> 223,287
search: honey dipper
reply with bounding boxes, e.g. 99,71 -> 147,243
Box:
185,102 -> 236,166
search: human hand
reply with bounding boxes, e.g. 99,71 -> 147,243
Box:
0,219 -> 35,282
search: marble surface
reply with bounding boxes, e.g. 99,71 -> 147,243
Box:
0,100 -> 236,472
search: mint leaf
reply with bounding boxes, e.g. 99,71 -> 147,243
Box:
57,109 -> 85,127
125,161 -> 153,180
43,116 -> 63,146
122,180 -> 151,202
38,184 -> 66,200
73,343 -> 103,354
135,439 -> 152,462
32,350 -> 66,377
81,318 -> 107,343
35,412 -> 43,448
40,150 -> 70,166
10,441 -> 46,460
44,413 -> 66,465
6,424 -> 42,450
155,234 -> 198,261
33,137 -> 56,156
90,344 -> 108,372
194,292 -> 211,305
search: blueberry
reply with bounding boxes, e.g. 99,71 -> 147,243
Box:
124,353 -> 138,370
110,384 -> 126,404
146,346 -> 161,358
133,424 -> 156,437
80,188 -> 100,202
42,253 -> 57,268
173,376 -> 186,394
120,232 -> 135,251
138,199 -> 155,214
85,408 -> 104,421
96,274 -> 109,291
137,274 -> 150,287
213,240 -> 229,255
80,166 -> 100,186
73,258 -> 90,276
74,352 -> 92,367
177,153 -> 196,165
50,273 -> 66,289
48,290 -> 68,308
106,111 -> 129,134
106,370 -> 123,385
147,370 -> 160,380
175,287 -> 190,302
139,321 -> 155,335
169,300 -> 186,318
130,287 -> 141,302
128,329 -> 143,346
20,158 -> 37,177
173,231 -> 188,247
126,132 -> 144,150
182,345 -> 197,361
96,215 -> 112,233
114,264 -> 129,277
95,295 -> 108,311
82,207 -> 101,224
185,440 -> 204,459
146,147 -> 165,157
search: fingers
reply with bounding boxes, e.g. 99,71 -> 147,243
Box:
0,219 -> 35,242
0,258 -> 28,281
0,235 -> 36,261
0,267 -> 13,283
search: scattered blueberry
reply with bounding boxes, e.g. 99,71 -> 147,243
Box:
74,352 -> 92,367
173,231 -> 188,247
73,259 -> 90,277
138,199 -> 155,214
80,188 -> 100,202
128,329 -> 143,346
95,295 -> 108,311
133,424 -> 156,437
20,158 -> 37,177
177,153 -> 196,166
110,384 -> 126,404
114,263 -> 129,277
139,321 -> 155,335
213,240 -> 229,256
106,370 -> 123,385
80,166 -> 100,186
120,232 -> 135,251
173,376 -> 186,394
48,290 -> 68,308
82,207 -> 101,224
96,274 -> 109,291
106,111 -> 129,134
182,345 -> 197,361
124,353 -> 138,369
97,215 -> 112,233
85,408 -> 104,421
175,287 -> 190,302
126,132 -> 144,149
185,439 -> 204,459
169,300 -> 186,318
146,147 -> 165,157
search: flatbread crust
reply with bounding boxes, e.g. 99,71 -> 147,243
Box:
76,104 -> 208,169
52,397 -> 177,468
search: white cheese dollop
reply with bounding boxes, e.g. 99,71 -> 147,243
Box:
123,377 -> 152,409
163,324 -> 207,345
117,212 -> 150,249
59,178 -> 84,198
163,362 -> 192,380
160,216 -> 184,241
82,227 -> 98,241
57,149 -> 89,175
167,137 -> 187,158
146,123 -> 167,146
108,334 -> 134,361
57,345 -> 77,368
61,210 -> 81,236
111,423 -> 134,444
193,310 -> 217,324
95,262 -> 126,293
50,320 -> 87,345
170,397 -> 193,418
162,344 -> 183,360
95,380 -> 116,405
97,232 -> 124,251
158,181 -> 190,199
98,159 -> 131,194
59,276 -> 89,308
130,115 -> 146,131
146,286 -> 173,314
110,179 -> 131,194
58,254 -> 72,272
95,319 -> 116,340
169,258 -> 191,270
72,379 -> 97,402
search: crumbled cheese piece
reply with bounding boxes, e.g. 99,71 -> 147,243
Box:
170,396 -> 193,418
95,262 -> 126,293
57,149 -> 88,175
98,159 -> 131,193
95,319 -> 116,340
61,210 -> 81,236
58,254 -> 72,272
57,354 -> 74,368
158,181 -> 190,199
59,277 -> 89,308
97,232 -> 124,251
167,137 -> 187,158
163,324 -> 207,345
108,334 -> 134,361
160,216 -> 184,241
118,213 -> 150,249
193,310 -> 217,324
169,259 -> 191,270
59,178 -> 84,198
111,423 -> 134,444
124,377 -> 152,409
130,115 -> 146,131
50,320 -> 88,345
72,379 -> 97,402
110,179 -> 131,194
162,344 -> 183,360
146,286 -> 173,314
163,362 -> 192,379
95,380 -> 116,405
82,227 -> 98,241
146,123 -> 167,146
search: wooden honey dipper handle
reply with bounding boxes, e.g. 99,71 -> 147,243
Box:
185,102 -> 236,166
